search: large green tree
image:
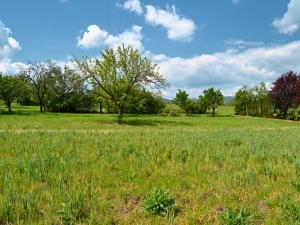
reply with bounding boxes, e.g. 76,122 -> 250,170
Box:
75,45 -> 167,123
46,65 -> 95,112
0,74 -> 21,113
203,87 -> 224,117
234,86 -> 253,116
173,89 -> 191,115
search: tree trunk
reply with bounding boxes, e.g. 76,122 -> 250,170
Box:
212,107 -> 215,117
99,102 -> 103,114
246,102 -> 248,116
39,101 -> 43,113
117,106 -> 124,124
7,102 -> 12,113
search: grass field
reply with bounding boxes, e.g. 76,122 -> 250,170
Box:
0,104 -> 300,224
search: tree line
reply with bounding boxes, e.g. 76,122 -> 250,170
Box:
2,44 -> 296,122
0,45 -> 300,123
0,45 -> 226,122
234,71 -> 300,120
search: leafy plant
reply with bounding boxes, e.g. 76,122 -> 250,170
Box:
292,180 -> 300,192
221,207 -> 251,225
57,193 -> 91,225
142,188 -> 176,219
283,201 -> 300,224
162,104 -> 184,116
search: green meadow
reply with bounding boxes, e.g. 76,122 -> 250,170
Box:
0,105 -> 300,224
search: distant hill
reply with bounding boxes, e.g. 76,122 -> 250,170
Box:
224,96 -> 234,105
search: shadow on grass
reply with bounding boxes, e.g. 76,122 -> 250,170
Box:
187,114 -> 234,118
0,110 -> 41,116
124,119 -> 190,126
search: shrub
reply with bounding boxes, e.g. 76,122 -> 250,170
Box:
283,201 -> 300,223
287,106 -> 300,120
292,180 -> 300,192
162,104 -> 184,116
57,193 -> 91,225
142,188 -> 176,218
221,207 -> 251,225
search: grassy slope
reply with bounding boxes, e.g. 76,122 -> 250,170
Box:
0,105 -> 300,224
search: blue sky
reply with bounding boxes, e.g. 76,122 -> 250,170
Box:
1,0 -> 300,97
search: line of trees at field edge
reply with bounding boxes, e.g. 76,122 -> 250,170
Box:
0,45 -> 225,122
234,71 -> 300,120
0,45 -> 299,122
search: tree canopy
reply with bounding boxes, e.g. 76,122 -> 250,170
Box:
75,45 -> 167,123
203,88 -> 224,117
0,74 -> 21,113
270,71 -> 300,116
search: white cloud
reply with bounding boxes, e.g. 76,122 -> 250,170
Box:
77,25 -> 143,50
225,39 -> 264,49
77,25 -> 108,49
272,0 -> 300,35
150,41 -> 300,98
145,5 -> 197,41
0,20 -> 21,73
121,0 -> 143,15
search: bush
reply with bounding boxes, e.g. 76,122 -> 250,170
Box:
162,104 -> 184,116
57,193 -> 91,225
283,201 -> 300,223
287,106 -> 300,120
142,188 -> 176,218
221,207 -> 251,225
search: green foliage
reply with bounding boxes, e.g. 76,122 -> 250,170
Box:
221,208 -> 251,225
125,89 -> 165,114
234,83 -> 273,117
76,45 -> 167,122
203,87 -> 224,116
142,188 -> 176,218
292,180 -> 300,192
282,201 -> 300,224
173,89 -> 191,115
0,74 -> 21,112
162,104 -> 184,116
198,95 -> 209,114
57,193 -> 91,225
287,106 -> 300,120
46,66 -> 97,113
234,86 -> 252,116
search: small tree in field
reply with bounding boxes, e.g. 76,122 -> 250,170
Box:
0,74 -> 21,113
173,89 -> 190,115
203,87 -> 223,117
19,62 -> 53,113
234,86 -> 253,116
75,45 -> 167,123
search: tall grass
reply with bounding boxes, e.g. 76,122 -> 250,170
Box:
0,106 -> 299,224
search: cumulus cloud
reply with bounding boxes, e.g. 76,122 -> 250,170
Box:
0,21 -> 21,60
0,21 -> 21,73
272,0 -> 300,34
120,0 -> 143,15
145,5 -> 197,41
151,41 -> 300,98
77,25 -> 143,50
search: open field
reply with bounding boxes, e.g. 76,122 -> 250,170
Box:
0,105 -> 300,224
